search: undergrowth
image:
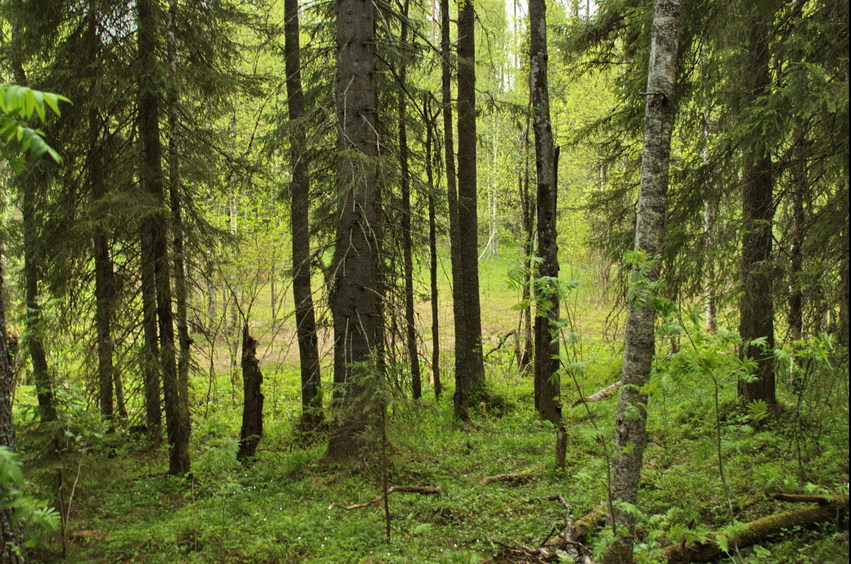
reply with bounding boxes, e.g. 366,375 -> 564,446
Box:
11,330 -> 848,563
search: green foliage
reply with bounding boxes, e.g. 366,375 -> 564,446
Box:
0,447 -> 59,535
0,83 -> 67,162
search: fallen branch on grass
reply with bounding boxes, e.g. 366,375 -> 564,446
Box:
663,494 -> 849,563
328,486 -> 442,511
486,501 -> 605,563
774,493 -> 835,505
571,381 -> 621,407
481,470 -> 534,486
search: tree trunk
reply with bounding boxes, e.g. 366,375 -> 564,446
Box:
440,0 -> 464,408
788,125 -> 806,343
10,49 -> 57,424
398,0 -> 421,400
166,0 -> 192,455
91,109 -> 115,423
237,325 -> 264,462
137,0 -> 189,475
141,229 -> 162,437
703,198 -> 717,333
284,0 -> 323,431
530,0 -> 561,425
603,1 -> 681,562
425,100 -> 442,400
517,114 -> 534,374
737,6 -> 776,406
0,248 -> 25,562
454,0 -> 486,419
326,0 -> 383,460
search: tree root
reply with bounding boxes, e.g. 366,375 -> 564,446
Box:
327,485 -> 442,511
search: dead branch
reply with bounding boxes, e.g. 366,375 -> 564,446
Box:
572,504 -> 607,542
485,330 -> 517,360
481,470 -> 534,485
571,381 -> 621,407
664,495 -> 849,563
328,485 -> 442,511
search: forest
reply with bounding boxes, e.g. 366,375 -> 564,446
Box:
0,0 -> 848,562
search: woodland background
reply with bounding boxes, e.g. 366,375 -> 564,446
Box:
0,0 -> 847,562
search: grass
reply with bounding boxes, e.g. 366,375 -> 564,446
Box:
11,248 -> 850,563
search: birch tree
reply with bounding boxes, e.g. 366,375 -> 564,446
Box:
603,1 -> 681,561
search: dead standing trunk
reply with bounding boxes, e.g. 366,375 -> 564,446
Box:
529,0 -> 561,425
326,0 -> 383,461
237,325 -> 264,462
603,1 -> 681,562
285,0 -> 323,430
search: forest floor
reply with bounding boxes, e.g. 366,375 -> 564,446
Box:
11,254 -> 850,563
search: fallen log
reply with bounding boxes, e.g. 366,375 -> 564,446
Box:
572,381 -> 621,407
664,495 -> 848,563
328,486 -> 442,511
774,493 -> 834,505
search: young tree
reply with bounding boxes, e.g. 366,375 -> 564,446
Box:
326,0 -> 383,460
529,0 -> 561,424
453,0 -> 486,419
284,0 -> 323,430
603,1 -> 681,561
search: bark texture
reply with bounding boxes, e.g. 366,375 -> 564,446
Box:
237,326 -> 264,462
0,249 -> 25,563
137,0 -> 189,474
737,5 -> 776,405
326,0 -> 383,460
530,0 -> 561,424
453,0 -> 486,419
285,0 -> 323,430
604,1 -> 680,562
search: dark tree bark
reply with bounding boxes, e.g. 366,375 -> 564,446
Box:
788,125 -> 807,343
425,100 -> 442,400
326,0 -> 383,460
440,0 -> 464,405
9,45 -> 57,424
737,6 -> 776,406
603,1 -> 681,562
91,109 -> 115,423
141,230 -> 162,437
530,0 -> 561,425
166,0 -> 192,450
0,248 -> 25,563
237,325 -> 264,462
453,0 -> 486,419
137,0 -> 189,474
397,0 -> 421,400
517,121 -> 535,374
284,0 -> 323,430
